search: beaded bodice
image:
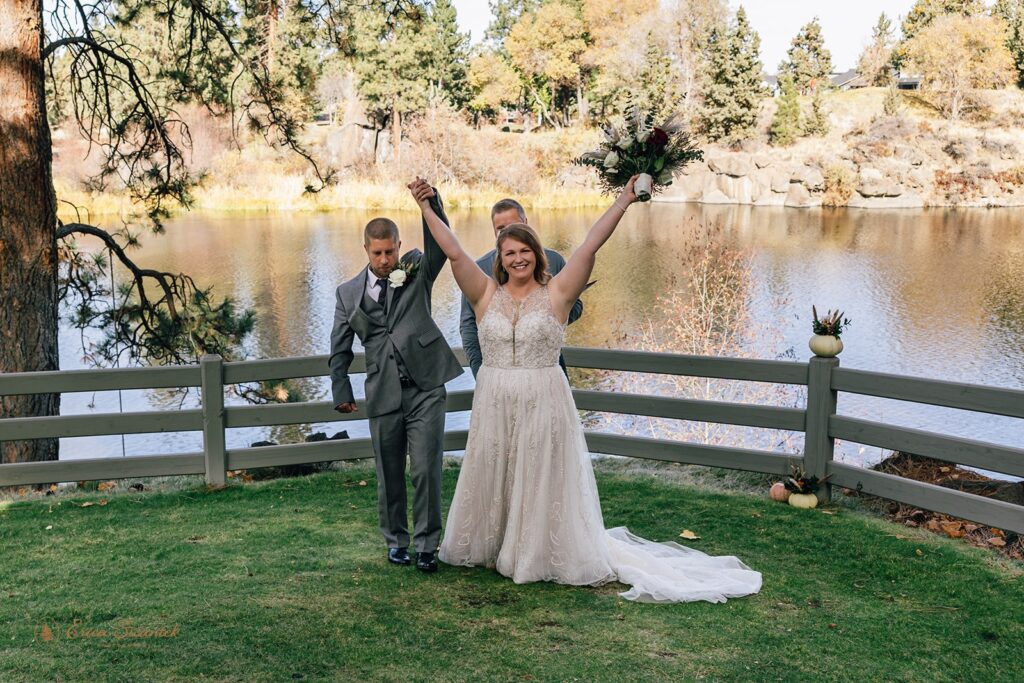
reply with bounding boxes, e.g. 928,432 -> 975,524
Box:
478,286 -> 564,369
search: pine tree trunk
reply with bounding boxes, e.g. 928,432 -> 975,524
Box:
391,108 -> 402,168
0,0 -> 60,464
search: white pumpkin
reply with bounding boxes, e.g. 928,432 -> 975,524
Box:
788,493 -> 819,509
809,334 -> 843,358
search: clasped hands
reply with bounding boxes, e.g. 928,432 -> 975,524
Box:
408,177 -> 435,208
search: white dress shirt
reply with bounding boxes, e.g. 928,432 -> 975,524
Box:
365,270 -> 387,304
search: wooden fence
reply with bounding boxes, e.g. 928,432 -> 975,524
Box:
1,348 -> 1021,533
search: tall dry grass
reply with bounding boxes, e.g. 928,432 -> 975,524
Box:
53,103 -> 609,219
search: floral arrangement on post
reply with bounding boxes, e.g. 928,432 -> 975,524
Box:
783,465 -> 829,509
573,103 -> 703,202
809,305 -> 850,358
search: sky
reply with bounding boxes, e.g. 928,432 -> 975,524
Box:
450,0 -> 921,72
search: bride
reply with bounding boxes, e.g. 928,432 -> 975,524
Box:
407,176 -> 761,603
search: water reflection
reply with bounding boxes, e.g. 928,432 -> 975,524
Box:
58,204 -> 1024,468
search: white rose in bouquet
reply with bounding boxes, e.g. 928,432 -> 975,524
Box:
603,151 -> 620,168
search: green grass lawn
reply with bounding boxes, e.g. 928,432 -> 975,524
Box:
2,462 -> 1021,682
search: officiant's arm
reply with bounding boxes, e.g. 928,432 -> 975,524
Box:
550,176 -> 638,320
409,178 -> 491,310
328,288 -> 357,412
421,189 -> 451,283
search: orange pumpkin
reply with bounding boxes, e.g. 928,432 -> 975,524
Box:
769,482 -> 790,502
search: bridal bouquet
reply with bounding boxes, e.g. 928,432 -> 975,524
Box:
574,105 -> 703,201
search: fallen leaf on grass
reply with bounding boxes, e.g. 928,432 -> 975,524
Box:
915,549 -> 923,556
77,502 -> 94,508
358,480 -> 367,487
679,530 -> 700,540
97,481 -> 116,492
941,521 -> 966,538
821,510 -> 835,515
987,537 -> 1007,547
45,525 -> 53,530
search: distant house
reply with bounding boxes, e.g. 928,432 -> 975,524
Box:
830,68 -> 868,90
897,75 -> 922,90
762,70 -> 868,95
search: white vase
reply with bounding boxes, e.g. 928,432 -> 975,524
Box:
809,334 -> 843,358
634,173 -> 653,202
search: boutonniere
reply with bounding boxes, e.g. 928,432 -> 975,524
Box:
388,259 -> 419,288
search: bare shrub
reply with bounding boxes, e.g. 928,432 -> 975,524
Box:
942,138 -> 975,161
595,223 -> 803,454
823,165 -> 856,206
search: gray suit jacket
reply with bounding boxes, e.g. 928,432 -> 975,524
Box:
459,249 -> 583,377
329,195 -> 463,417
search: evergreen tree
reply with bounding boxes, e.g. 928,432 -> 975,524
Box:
352,7 -> 435,160
431,0 -> 472,107
769,74 -> 801,146
635,33 -> 680,120
485,0 -> 541,46
995,0 -> 1024,88
883,78 -> 903,116
804,87 -> 829,136
700,6 -> 766,143
779,17 -> 833,95
857,13 -> 895,86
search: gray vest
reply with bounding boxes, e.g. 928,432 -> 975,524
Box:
360,288 -> 413,380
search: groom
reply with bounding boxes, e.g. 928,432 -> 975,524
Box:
328,185 -> 462,573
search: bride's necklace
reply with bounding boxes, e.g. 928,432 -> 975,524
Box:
505,285 -> 539,366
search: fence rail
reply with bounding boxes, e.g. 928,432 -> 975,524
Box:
1,347 -> 1021,533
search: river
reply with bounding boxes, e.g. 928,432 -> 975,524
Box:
57,203 -> 1024,472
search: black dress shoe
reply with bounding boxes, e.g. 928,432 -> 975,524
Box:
388,547 -> 411,565
416,551 -> 438,573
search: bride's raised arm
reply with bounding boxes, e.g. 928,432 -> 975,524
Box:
549,175 -> 638,321
409,178 -> 492,309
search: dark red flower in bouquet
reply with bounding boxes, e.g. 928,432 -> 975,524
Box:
649,127 -> 669,148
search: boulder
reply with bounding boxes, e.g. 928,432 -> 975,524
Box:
701,188 -> 735,204
708,154 -> 753,177
791,165 -> 825,190
717,175 -> 755,203
857,177 -> 904,198
753,154 -> 774,169
770,170 -> 792,193
785,183 -> 821,208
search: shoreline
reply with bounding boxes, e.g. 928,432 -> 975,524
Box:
55,184 -> 1024,221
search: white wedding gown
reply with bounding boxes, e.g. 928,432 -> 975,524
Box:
439,285 -> 762,603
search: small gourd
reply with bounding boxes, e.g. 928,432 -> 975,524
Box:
788,493 -> 818,509
808,334 -> 843,358
769,482 -> 790,502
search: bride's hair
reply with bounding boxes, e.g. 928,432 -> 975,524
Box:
493,224 -> 550,285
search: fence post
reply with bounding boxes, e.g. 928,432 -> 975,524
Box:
805,356 -> 839,503
200,354 -> 226,486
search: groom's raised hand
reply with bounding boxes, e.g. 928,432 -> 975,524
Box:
408,177 -> 435,207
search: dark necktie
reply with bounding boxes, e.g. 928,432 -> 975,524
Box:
376,277 -> 388,308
